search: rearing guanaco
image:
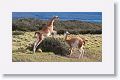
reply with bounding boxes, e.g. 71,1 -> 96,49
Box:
64,31 -> 85,58
33,16 -> 59,53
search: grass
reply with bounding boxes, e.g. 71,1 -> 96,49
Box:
12,31 -> 102,62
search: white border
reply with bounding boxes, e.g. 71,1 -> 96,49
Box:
0,0 -> 114,74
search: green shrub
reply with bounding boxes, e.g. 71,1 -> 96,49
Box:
28,37 -> 70,56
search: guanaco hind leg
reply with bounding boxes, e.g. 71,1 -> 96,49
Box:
33,33 -> 43,53
35,40 -> 43,52
69,48 -> 73,57
33,39 -> 40,53
78,49 -> 82,59
79,46 -> 84,59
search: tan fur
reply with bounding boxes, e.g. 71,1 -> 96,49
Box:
33,16 -> 59,53
65,32 -> 85,58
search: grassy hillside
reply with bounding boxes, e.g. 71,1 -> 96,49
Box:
12,18 -> 102,62
12,31 -> 102,62
12,18 -> 102,34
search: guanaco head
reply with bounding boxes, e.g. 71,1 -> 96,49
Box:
64,31 -> 70,40
53,16 -> 59,20
64,31 -> 70,35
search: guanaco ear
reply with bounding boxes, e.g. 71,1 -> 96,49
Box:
53,16 -> 59,19
55,16 -> 59,18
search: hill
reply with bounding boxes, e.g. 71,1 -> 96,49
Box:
12,18 -> 102,34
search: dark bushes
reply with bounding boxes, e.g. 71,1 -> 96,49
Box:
12,18 -> 102,34
12,18 -> 46,31
28,37 -> 70,56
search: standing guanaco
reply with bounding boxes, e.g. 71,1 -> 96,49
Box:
64,31 -> 85,58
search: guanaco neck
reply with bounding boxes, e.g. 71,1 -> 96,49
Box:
65,34 -> 68,41
47,18 -> 55,27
